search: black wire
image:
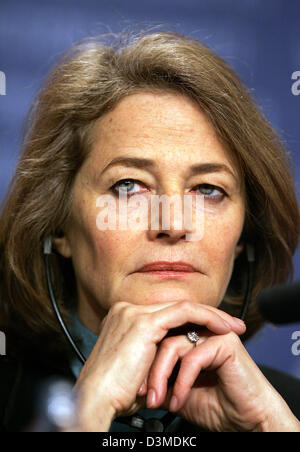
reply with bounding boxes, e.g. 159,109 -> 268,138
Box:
240,243 -> 255,321
240,261 -> 254,321
44,252 -> 87,365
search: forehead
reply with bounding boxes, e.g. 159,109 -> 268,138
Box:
87,91 -> 242,182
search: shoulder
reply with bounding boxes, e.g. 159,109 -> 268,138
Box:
258,364 -> 300,419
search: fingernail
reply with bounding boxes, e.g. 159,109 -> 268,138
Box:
147,389 -> 156,408
169,395 -> 178,412
138,381 -> 146,395
233,317 -> 246,327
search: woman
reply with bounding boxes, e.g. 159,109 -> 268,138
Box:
0,31 -> 300,432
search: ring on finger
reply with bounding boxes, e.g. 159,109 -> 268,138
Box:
186,331 -> 200,347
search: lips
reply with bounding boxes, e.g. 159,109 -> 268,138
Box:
137,261 -> 196,272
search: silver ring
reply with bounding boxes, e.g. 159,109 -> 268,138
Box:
186,331 -> 200,347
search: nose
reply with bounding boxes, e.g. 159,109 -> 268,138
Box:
147,192 -> 195,242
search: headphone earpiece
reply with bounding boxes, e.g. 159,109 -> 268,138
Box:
246,243 -> 255,263
43,236 -> 53,255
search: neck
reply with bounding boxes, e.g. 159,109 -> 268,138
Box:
77,289 -> 107,335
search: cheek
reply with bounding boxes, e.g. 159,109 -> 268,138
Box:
201,211 -> 244,305
71,191 -> 140,271
202,209 -> 244,269
93,230 -> 140,269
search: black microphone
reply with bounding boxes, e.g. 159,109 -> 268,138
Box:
257,282 -> 300,324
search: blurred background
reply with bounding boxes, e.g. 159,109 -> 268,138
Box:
0,0 -> 299,377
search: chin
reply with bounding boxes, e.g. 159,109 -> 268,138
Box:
131,288 -> 198,305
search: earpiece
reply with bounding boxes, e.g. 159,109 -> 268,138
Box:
43,236 -> 53,255
246,242 -> 255,263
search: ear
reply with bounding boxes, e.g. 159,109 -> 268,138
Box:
52,229 -> 72,258
234,242 -> 244,259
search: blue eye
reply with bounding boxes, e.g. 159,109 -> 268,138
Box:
111,179 -> 225,201
195,184 -> 225,201
111,179 -> 143,195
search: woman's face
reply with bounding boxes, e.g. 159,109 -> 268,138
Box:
55,91 -> 245,332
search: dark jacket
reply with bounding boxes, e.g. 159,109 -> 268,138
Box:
1,346 -> 300,432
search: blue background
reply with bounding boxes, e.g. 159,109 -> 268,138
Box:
0,0 -> 299,378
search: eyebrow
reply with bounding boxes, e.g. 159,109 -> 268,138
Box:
100,156 -> 238,184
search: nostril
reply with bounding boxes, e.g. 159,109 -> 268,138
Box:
157,232 -> 167,238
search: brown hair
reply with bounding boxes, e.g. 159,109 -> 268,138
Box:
1,30 -> 299,352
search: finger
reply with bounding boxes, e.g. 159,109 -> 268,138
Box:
147,333 -> 211,409
115,300 -> 246,335
150,300 -> 236,343
146,335 -> 191,408
201,306 -> 246,334
169,333 -> 237,412
113,300 -> 246,335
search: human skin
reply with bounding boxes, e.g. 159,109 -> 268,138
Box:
55,91 -> 245,330
54,92 -> 300,432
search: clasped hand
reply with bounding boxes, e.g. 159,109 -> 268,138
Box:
74,300 -> 300,432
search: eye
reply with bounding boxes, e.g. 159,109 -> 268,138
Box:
110,179 -> 226,201
194,184 -> 226,201
110,179 -> 146,195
